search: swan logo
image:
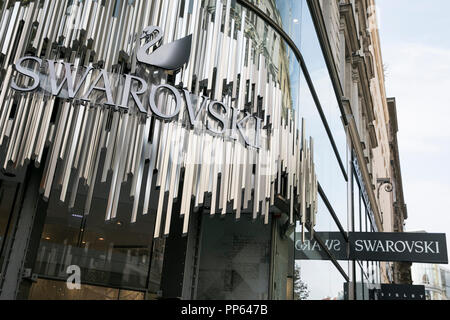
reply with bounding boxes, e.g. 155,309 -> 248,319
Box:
136,26 -> 193,70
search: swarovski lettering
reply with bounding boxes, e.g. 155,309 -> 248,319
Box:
295,239 -> 342,252
354,240 -> 440,254
11,57 -> 263,149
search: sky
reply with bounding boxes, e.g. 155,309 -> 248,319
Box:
376,0 -> 450,267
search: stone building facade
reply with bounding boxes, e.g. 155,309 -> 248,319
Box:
317,0 -> 410,286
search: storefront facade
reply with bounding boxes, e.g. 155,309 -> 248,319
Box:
0,0 -> 391,300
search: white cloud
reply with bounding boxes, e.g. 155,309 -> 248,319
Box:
382,42 -> 450,266
383,43 -> 450,141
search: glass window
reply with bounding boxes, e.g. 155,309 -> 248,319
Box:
314,196 -> 340,233
299,0 -> 347,166
274,0 -> 303,47
195,213 -> 272,300
271,216 -> 295,300
295,260 -> 346,300
33,181 -> 156,292
300,72 -> 347,230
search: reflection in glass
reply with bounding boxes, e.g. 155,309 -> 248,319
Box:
299,0 -> 347,165
33,176 -> 156,292
196,214 -> 271,300
300,73 -> 347,230
295,260 -> 346,300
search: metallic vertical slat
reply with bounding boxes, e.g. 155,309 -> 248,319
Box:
207,0 -> 222,93
86,0 -> 99,42
200,134 -> 213,205
73,103 -> 90,168
82,107 -> 102,181
42,102 -> 70,199
59,104 -> 84,202
61,1 -> 77,48
130,117 -> 151,223
0,7 -> 11,52
193,130 -> 206,207
97,0 -> 115,62
210,135 -> 222,215
0,65 -> 13,130
130,119 -> 147,197
243,148 -> 253,209
101,110 -> 120,182
154,118 -> 175,238
180,130 -> 196,216
172,121 -> 186,198
120,2 -> 133,56
110,111 -> 134,220
71,0 -> 84,44
105,112 -> 129,221
230,140 -> 239,209
84,108 -> 110,215
43,0 -> 64,57
104,14 -> 119,69
110,0 -> 128,67
181,131 -> 200,234
3,3 -> 24,65
142,119 -> 161,215
59,101 -> 75,159
13,1 -> 36,63
80,0 -> 93,32
51,0 -> 68,42
235,142 -> 245,220
91,1 -> 105,55
5,95 -> 28,167
1,1 -> 20,56
125,115 -> 139,179
22,96 -> 43,165
163,120 -> 184,236
184,0 -> 201,91
253,147 -> 261,219
15,95 -> 38,165
219,139 -> 231,215
34,97 -> 55,166
33,0 -> 51,50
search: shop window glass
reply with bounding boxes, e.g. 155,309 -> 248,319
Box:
300,72 -> 347,231
299,0 -> 347,166
294,260 -> 346,300
33,177 -> 157,293
196,213 -> 272,300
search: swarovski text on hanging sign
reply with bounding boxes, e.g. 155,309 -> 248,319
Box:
10,56 -> 263,149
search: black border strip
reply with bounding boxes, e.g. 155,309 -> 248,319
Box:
236,0 -> 348,181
